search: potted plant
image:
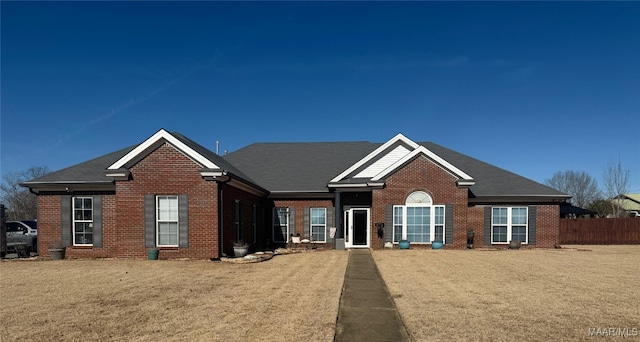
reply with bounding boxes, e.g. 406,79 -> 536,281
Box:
509,240 -> 522,249
431,240 -> 444,250
233,240 -> 250,257
147,248 -> 160,260
399,239 -> 410,249
48,240 -> 66,260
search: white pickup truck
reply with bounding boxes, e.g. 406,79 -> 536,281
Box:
5,220 -> 38,256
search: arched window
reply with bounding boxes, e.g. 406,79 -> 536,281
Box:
393,191 -> 444,244
405,191 -> 432,205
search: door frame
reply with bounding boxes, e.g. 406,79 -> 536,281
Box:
343,207 -> 370,248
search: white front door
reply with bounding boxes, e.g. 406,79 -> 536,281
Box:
344,208 -> 370,248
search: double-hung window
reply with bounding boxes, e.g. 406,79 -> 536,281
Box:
491,207 -> 528,244
393,191 -> 445,244
157,196 -> 179,247
310,208 -> 327,242
273,207 -> 289,243
73,197 -> 93,246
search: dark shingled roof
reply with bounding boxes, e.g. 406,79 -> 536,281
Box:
23,145 -> 136,185
420,142 -> 568,198
23,131 -> 568,199
223,141 -> 376,193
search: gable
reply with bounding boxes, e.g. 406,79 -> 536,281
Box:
329,133 -> 474,188
108,129 -> 219,170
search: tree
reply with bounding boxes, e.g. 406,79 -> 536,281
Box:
603,159 -> 630,217
545,170 -> 600,208
0,166 -> 50,220
587,199 -> 615,217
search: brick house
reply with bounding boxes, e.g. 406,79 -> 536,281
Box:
22,129 -> 569,259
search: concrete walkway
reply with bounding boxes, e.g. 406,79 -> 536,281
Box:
335,249 -> 410,342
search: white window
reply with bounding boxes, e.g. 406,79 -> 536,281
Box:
393,192 -> 445,244
310,208 -> 327,242
492,207 -> 528,244
157,196 -> 179,247
73,197 -> 93,246
273,207 -> 289,243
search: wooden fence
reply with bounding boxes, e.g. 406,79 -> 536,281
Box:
559,218 -> 640,245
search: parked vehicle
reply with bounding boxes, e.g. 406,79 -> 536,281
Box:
6,220 -> 38,255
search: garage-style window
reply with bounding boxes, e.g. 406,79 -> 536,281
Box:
73,197 -> 93,246
157,196 -> 179,247
492,207 -> 528,244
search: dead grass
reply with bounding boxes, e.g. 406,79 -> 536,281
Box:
373,246 -> 640,342
0,251 -> 348,342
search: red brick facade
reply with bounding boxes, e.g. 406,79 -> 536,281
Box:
35,142 -> 561,259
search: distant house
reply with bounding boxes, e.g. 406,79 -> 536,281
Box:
22,129 -> 570,259
614,194 -> 640,217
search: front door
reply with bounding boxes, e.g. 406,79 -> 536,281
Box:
344,208 -> 370,248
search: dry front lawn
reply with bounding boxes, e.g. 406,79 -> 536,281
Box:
373,246 -> 640,342
0,251 -> 348,341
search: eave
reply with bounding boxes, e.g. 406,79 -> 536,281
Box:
468,195 -> 570,205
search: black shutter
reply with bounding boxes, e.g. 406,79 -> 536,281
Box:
445,205 -> 454,245
528,206 -> 537,245
483,206 -> 492,245
289,207 -> 295,239
327,207 -> 335,242
178,194 -> 189,248
144,194 -> 155,248
303,207 -> 310,238
93,196 -> 103,248
385,204 -> 393,243
61,195 -> 72,247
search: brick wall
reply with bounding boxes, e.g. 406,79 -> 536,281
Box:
372,155 -> 469,249
272,199 -> 333,238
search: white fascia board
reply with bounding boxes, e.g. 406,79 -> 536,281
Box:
371,146 -> 474,182
107,129 -> 219,170
330,133 -> 419,183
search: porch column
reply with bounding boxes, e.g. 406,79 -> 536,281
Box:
334,190 -> 345,250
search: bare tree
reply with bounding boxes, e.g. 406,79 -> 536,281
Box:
603,159 -> 630,217
545,170 -> 600,208
0,166 -> 50,220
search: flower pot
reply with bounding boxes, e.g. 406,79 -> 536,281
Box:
233,246 -> 249,257
399,240 -> 410,249
509,240 -> 522,249
147,249 -> 159,260
431,241 -> 443,249
49,248 -> 65,260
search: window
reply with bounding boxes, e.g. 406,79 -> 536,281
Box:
393,192 -> 445,244
310,208 -> 327,242
73,197 -> 93,245
273,208 -> 289,242
492,207 -> 528,244
157,196 -> 179,247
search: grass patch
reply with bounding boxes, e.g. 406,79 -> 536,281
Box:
373,246 -> 640,341
0,251 -> 347,341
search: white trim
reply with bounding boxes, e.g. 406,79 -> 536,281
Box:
107,129 -> 219,170
72,196 -> 94,246
156,195 -> 179,247
491,207 -> 529,244
344,208 -> 370,248
330,133 -> 418,183
371,146 -> 474,182
310,207 -> 327,243
392,204 -> 445,244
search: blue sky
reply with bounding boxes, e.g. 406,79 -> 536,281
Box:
2,1 -> 639,193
